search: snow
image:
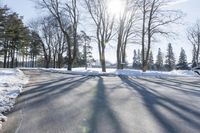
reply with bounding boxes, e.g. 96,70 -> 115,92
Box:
42,67 -> 198,77
0,69 -> 28,129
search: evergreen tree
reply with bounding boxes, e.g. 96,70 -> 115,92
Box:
132,49 -> 137,68
178,48 -> 187,64
74,31 -> 94,69
5,13 -> 28,68
0,6 -> 30,68
81,31 -> 93,69
156,48 -> 163,71
29,31 -> 42,67
165,43 -> 176,71
148,51 -> 154,70
0,6 -> 9,68
177,48 -> 188,70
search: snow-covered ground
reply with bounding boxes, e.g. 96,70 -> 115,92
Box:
42,67 -> 198,77
0,69 -> 28,129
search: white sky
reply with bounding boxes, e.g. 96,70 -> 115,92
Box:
1,0 -> 200,64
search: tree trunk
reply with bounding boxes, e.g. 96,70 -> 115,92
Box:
98,40 -> 106,72
11,49 -> 15,68
53,55 -> 56,68
45,61 -> 49,68
7,52 -> 10,68
26,54 -> 28,67
15,50 -> 18,67
22,54 -> 24,67
142,61 -> 148,72
68,61 -> 72,71
197,34 -> 200,65
67,56 -> 72,71
33,55 -> 35,68
3,50 -> 7,68
67,36 -> 72,71
122,45 -> 127,70
101,47 -> 106,72
3,41 -> 8,68
57,53 -> 62,68
15,58 -> 18,68
117,38 -> 122,69
141,1 -> 146,72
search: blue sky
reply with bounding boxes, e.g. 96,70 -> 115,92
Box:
1,0 -> 200,63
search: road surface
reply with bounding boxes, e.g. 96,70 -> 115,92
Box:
1,70 -> 200,133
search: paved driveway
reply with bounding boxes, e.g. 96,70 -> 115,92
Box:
1,70 -> 200,133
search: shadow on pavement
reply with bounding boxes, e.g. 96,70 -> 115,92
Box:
5,73 -> 92,120
138,77 -> 200,97
159,77 -> 200,89
120,76 -> 200,133
88,76 -> 124,133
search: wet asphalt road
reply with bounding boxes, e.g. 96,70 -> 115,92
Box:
1,69 -> 200,133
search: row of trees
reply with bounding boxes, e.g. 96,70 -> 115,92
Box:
132,43 -> 188,71
33,0 -> 183,72
0,5 -> 94,68
0,6 -> 34,68
0,0 -> 199,72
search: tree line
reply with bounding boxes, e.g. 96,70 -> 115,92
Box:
0,6 -> 31,68
132,43 -> 189,71
0,0 -> 199,72
0,5 -> 94,68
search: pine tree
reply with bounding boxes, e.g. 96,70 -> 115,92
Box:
177,48 -> 188,70
29,31 -> 42,67
148,51 -> 154,70
0,6 -> 9,68
178,48 -> 187,65
132,49 -> 137,68
156,48 -> 163,71
165,43 -> 176,71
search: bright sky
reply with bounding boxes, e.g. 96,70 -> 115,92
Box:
1,0 -> 200,64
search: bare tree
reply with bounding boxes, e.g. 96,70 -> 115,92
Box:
29,16 -> 54,68
116,0 -> 138,69
41,16 -> 54,68
85,0 -> 114,72
36,0 -> 79,70
137,0 -> 183,72
30,16 -> 67,68
56,27 -> 67,68
187,20 -> 200,66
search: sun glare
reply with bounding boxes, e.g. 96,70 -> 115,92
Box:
107,0 -> 125,18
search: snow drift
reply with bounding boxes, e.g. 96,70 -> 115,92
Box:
0,69 -> 28,129
42,67 -> 198,77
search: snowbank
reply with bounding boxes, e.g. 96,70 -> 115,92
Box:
42,68 -> 198,77
0,69 -> 28,129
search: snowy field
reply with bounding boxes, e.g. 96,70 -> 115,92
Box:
41,67 -> 198,77
0,69 -> 28,129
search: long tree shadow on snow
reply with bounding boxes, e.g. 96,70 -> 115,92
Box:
88,76 -> 124,133
119,76 -> 200,133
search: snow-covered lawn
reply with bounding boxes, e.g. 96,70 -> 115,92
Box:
42,67 -> 198,77
0,69 -> 28,129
